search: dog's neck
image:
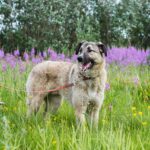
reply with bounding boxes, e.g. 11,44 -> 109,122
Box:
79,72 -> 95,80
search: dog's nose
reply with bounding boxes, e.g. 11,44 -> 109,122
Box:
77,56 -> 83,62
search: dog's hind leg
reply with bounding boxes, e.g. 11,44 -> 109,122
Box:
44,94 -> 62,117
26,95 -> 44,117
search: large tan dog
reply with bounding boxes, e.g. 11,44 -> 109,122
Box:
26,41 -> 107,127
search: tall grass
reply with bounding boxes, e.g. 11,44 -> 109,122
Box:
0,65 -> 149,150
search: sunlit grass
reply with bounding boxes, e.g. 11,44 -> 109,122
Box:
0,65 -> 150,150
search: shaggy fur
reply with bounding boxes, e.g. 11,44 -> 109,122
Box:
26,41 -> 107,127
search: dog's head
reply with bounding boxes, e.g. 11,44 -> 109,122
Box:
75,41 -> 107,71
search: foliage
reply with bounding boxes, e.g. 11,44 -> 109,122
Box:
0,0 -> 150,52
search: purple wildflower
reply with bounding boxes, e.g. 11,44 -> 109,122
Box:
43,51 -> 47,58
65,58 -> 71,62
5,54 -> 15,63
48,49 -> 58,61
2,64 -> 7,72
32,57 -> 38,64
23,52 -> 29,61
38,52 -> 42,57
0,49 -> 4,58
9,61 -> 16,69
47,48 -> 53,56
19,64 -> 26,73
105,83 -> 110,91
71,54 -> 77,62
14,50 -> 20,56
106,47 -> 149,66
31,48 -> 35,57
32,57 -> 43,64
57,53 -> 65,60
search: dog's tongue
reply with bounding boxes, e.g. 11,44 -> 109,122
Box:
82,62 -> 92,71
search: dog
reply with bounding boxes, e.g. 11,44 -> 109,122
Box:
26,41 -> 107,127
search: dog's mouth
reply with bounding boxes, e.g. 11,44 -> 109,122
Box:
80,60 -> 95,71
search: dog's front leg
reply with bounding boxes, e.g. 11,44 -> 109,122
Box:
89,94 -> 104,128
74,102 -> 87,126
89,106 -> 100,128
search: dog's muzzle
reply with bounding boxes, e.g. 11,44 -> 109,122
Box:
77,54 -> 94,71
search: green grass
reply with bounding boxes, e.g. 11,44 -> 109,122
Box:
0,65 -> 150,150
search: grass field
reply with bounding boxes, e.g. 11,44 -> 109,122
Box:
0,63 -> 149,150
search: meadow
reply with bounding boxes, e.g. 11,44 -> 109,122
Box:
0,47 -> 150,150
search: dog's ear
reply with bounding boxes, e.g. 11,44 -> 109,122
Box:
97,42 -> 107,57
75,41 -> 85,55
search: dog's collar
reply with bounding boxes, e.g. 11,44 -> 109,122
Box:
79,72 -> 94,81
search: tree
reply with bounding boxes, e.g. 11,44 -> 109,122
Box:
0,0 -> 150,52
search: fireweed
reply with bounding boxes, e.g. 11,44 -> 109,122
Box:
0,47 -> 149,73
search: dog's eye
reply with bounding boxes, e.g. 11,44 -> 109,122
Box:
88,49 -> 94,53
87,46 -> 94,53
88,49 -> 92,52
87,48 -> 92,52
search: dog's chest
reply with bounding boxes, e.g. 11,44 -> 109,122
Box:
87,82 -> 99,100
88,88 -> 97,99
